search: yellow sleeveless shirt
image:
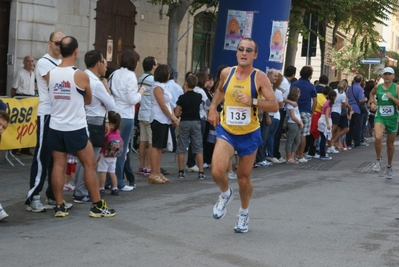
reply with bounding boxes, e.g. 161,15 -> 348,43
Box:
220,67 -> 260,134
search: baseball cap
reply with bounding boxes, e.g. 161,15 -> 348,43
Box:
382,67 -> 395,74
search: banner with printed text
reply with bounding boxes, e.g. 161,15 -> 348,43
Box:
224,10 -> 254,51
0,97 -> 38,150
269,21 -> 288,63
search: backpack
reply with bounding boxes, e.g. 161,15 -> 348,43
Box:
102,129 -> 124,157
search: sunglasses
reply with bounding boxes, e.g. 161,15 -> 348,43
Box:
237,46 -> 254,53
51,40 -> 61,46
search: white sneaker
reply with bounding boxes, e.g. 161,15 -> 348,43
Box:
234,213 -> 249,233
278,157 -> 286,163
297,157 -> 308,163
227,172 -> 237,179
0,209 -> 9,221
27,195 -> 46,212
386,166 -> 393,179
213,188 -> 234,219
258,160 -> 272,167
271,157 -> 282,164
203,163 -> 211,169
46,198 -> 73,209
63,183 -> 75,191
313,153 -> 320,159
372,160 -> 381,172
186,165 -> 199,172
327,147 -> 339,154
120,185 -> 134,192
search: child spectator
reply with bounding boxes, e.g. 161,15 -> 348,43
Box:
285,87 -> 303,164
0,110 -> 10,220
175,74 -> 205,179
63,154 -> 77,191
318,90 -> 337,160
98,111 -> 123,196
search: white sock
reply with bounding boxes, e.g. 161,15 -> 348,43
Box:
239,207 -> 248,214
221,189 -> 231,198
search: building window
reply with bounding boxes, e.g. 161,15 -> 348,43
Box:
192,12 -> 215,73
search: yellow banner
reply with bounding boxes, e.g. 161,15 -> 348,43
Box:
0,97 -> 38,150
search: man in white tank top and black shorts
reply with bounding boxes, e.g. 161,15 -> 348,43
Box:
46,36 -> 115,218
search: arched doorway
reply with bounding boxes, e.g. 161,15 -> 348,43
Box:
95,0 -> 137,70
191,12 -> 216,73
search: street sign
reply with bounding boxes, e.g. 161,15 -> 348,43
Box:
359,58 -> 381,64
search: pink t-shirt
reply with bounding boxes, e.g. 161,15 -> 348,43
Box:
321,100 -> 332,117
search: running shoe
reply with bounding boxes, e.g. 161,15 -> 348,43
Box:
213,188 -> 234,219
234,213 -> 249,233
27,195 -> 46,212
54,202 -> 69,217
89,199 -> 116,218
372,160 -> 381,172
386,166 -> 393,179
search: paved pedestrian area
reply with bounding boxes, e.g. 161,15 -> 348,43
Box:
1,140 -> 399,266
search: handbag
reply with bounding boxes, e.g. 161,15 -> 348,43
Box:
350,86 -> 368,114
87,118 -> 106,147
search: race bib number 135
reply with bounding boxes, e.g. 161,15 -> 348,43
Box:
226,106 -> 251,125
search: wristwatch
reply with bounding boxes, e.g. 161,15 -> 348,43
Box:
252,98 -> 258,107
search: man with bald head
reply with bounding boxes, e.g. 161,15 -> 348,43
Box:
25,31 -> 72,212
11,56 -> 35,98
46,36 -> 116,217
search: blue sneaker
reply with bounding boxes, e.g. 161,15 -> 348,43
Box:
213,188 -> 233,219
234,213 -> 249,233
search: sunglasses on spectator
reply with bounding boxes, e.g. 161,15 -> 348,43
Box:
237,46 -> 254,53
51,40 -> 61,46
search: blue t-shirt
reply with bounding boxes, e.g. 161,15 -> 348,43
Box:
291,78 -> 317,113
347,83 -> 365,114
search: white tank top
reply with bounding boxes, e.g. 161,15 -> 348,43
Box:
48,66 -> 87,131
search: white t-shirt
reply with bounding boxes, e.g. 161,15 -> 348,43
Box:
269,89 -> 283,120
193,86 -> 210,120
109,67 -> 142,119
280,76 -> 291,99
35,54 -> 61,115
332,89 -> 346,115
150,82 -> 172,124
84,69 -> 115,117
12,68 -> 35,96
286,103 -> 300,124
166,79 -> 184,109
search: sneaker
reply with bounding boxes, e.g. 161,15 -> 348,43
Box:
327,147 -> 339,154
54,202 -> 69,217
143,168 -> 151,177
277,157 -> 286,163
227,172 -> 237,179
270,157 -> 282,164
129,181 -> 137,188
198,173 -> 205,180
27,195 -> 47,212
355,143 -> 367,148
160,168 -> 170,175
120,185 -> 134,192
72,195 -> 91,204
203,163 -> 211,168
297,157 -> 308,163
111,189 -> 119,196
213,188 -> 234,219
63,183 -> 75,191
313,153 -> 320,159
372,160 -> 381,172
186,165 -> 199,172
258,160 -> 272,167
0,209 -> 9,221
138,167 -> 145,175
234,213 -> 249,233
320,156 -> 332,160
304,154 -> 312,160
386,166 -> 393,179
178,171 -> 186,179
99,189 -> 105,196
89,199 -> 116,218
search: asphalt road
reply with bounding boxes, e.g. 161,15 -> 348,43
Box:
1,139 -> 399,267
